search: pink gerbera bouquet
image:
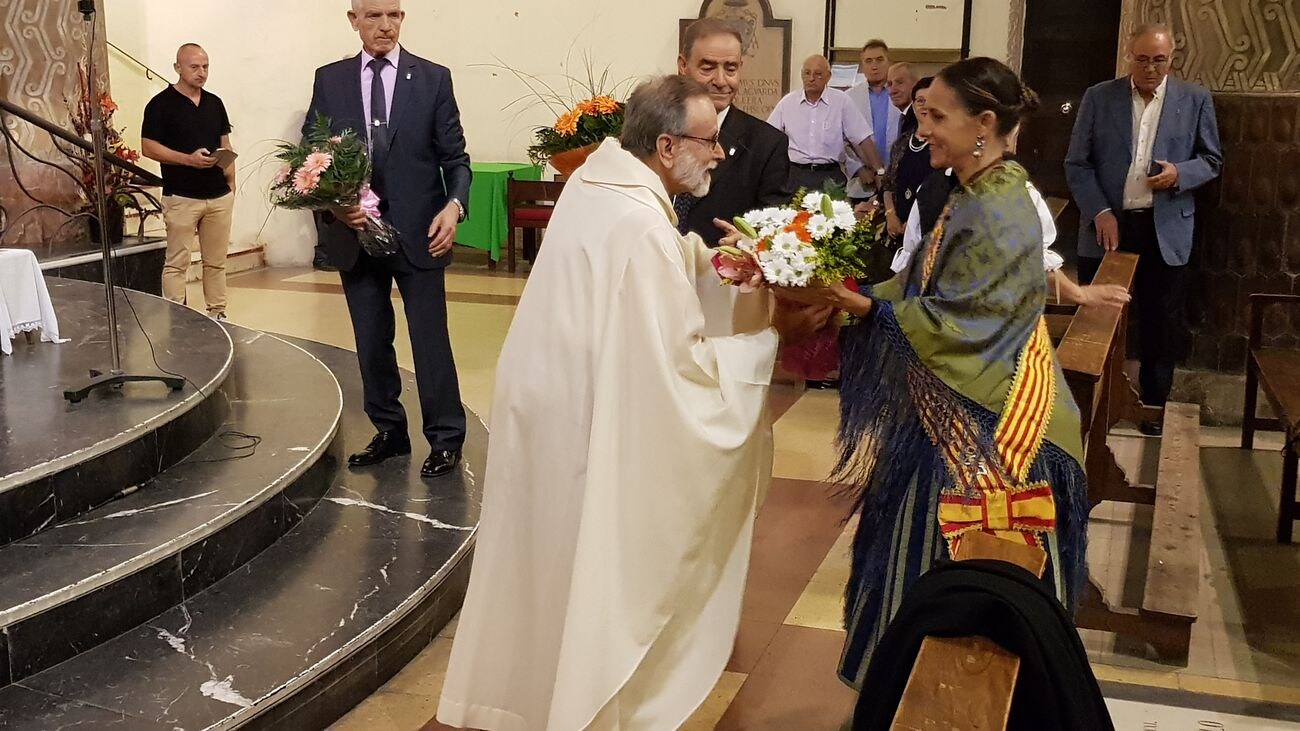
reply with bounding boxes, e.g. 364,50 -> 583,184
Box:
269,114 -> 399,257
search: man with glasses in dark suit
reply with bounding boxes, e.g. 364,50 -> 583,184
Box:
673,17 -> 792,246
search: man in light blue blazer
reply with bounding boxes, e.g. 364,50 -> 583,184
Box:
1065,23 -> 1222,434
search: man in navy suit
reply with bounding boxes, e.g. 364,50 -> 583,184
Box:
673,17 -> 791,246
1065,23 -> 1222,434
305,0 -> 471,476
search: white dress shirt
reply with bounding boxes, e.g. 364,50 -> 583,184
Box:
1122,76 -> 1167,210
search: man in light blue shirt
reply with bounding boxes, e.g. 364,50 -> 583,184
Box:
846,40 -> 901,200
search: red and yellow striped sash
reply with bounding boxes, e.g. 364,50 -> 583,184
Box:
932,318 -> 1059,550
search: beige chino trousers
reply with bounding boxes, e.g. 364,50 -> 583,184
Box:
161,192 -> 234,315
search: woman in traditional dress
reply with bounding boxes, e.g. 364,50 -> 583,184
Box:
774,57 -> 1092,688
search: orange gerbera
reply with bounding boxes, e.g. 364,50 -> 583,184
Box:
575,99 -> 598,116
591,95 -> 619,115
555,109 -> 581,136
783,223 -> 813,243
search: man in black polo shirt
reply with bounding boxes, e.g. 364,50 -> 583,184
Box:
142,43 -> 235,320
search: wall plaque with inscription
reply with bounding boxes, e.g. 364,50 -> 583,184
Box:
679,0 -> 792,120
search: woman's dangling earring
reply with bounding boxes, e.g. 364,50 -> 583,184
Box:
973,135 -> 986,159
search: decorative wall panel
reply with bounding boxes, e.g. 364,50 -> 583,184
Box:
1126,0 -> 1300,93
0,0 -> 108,259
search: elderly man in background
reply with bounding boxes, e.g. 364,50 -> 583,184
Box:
852,58 -> 915,201
673,17 -> 791,245
438,74 -> 828,731
142,43 -> 235,321
769,55 -> 881,193
1064,22 -> 1221,434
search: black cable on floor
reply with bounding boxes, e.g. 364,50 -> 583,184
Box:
118,287 -> 262,462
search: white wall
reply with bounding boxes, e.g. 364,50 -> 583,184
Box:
968,0 -> 1014,61
104,0 -> 1011,266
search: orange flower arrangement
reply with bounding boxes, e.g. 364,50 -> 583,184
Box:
491,54 -> 632,166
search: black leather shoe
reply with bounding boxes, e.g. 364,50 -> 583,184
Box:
422,450 -> 461,478
805,379 -> 841,390
348,430 -> 411,467
1139,420 -> 1164,437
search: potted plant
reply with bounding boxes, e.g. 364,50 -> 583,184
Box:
61,64 -> 161,244
495,55 -> 632,176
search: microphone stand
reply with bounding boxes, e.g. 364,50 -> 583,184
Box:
63,0 -> 182,403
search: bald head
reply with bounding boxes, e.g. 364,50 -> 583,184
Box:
173,44 -> 209,92
1129,22 -> 1174,52
352,0 -> 400,11
801,55 -> 831,98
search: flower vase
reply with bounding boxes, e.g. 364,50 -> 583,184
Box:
88,200 -> 125,245
548,143 -> 599,177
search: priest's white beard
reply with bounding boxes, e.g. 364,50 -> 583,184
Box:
675,153 -> 715,198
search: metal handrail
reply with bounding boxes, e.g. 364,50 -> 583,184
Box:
107,41 -> 169,85
0,96 -> 162,186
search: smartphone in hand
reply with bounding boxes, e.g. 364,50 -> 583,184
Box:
1146,159 -> 1163,177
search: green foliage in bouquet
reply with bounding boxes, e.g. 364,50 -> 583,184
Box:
270,114 -> 372,207
802,187 -> 889,285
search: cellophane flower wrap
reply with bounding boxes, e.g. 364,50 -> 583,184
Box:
712,191 -> 886,380
269,113 -> 400,257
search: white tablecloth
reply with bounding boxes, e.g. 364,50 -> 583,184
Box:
0,248 -> 65,355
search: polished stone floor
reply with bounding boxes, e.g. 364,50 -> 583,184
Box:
199,252 -> 1300,730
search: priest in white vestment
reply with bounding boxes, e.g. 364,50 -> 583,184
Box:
437,76 -> 830,731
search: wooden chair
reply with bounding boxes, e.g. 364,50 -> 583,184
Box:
1241,294 -> 1300,543
504,179 -> 565,273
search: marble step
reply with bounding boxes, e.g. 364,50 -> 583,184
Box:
0,326 -> 343,685
0,280 -> 234,547
0,337 -> 483,730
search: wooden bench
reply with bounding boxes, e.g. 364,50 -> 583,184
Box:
891,532 -> 1046,731
1241,294 -> 1300,544
1055,252 -> 1204,662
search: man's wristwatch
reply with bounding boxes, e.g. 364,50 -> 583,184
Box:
875,167 -> 886,178
450,197 -> 465,222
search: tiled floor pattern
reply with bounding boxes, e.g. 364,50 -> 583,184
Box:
193,255 -> 1300,729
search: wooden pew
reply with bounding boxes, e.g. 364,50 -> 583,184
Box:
1055,252 -> 1204,662
890,533 -> 1046,731
1241,294 -> 1300,544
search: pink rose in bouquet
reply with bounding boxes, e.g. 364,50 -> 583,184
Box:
711,246 -> 764,293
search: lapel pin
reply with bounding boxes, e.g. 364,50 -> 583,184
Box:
729,146 -> 736,156
406,72 -> 412,80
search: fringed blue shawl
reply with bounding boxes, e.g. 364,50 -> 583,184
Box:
834,162 -> 1089,688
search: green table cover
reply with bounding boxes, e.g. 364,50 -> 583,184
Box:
456,162 -> 543,261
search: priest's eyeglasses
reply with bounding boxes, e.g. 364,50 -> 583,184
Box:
676,133 -> 723,150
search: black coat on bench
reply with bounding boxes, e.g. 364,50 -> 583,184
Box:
852,559 -> 1114,731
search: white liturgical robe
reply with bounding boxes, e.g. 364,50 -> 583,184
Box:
437,138 -> 778,730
